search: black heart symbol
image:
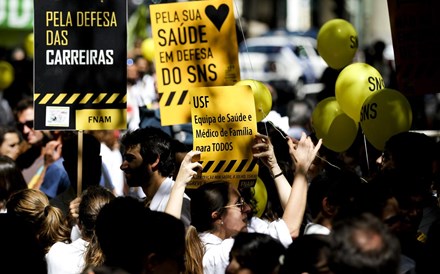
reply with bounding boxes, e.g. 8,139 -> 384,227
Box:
205,4 -> 229,31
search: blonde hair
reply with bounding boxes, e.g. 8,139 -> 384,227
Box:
6,189 -> 71,252
83,233 -> 105,270
81,186 -> 115,270
184,225 -> 205,274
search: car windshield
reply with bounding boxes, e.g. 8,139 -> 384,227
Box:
241,45 -> 283,54
290,45 -> 309,58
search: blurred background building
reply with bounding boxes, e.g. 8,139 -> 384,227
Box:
1,0 -> 440,131
231,0 -> 391,47
0,0 -> 392,51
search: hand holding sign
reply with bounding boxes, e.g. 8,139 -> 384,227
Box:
175,150 -> 203,185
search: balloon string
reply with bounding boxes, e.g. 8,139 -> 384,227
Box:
233,0 -> 255,76
261,110 -> 273,139
363,131 -> 370,175
265,120 -> 369,183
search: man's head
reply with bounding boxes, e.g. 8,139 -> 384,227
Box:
14,98 -> 43,145
378,131 -> 435,180
120,127 -> 174,187
328,213 -> 401,274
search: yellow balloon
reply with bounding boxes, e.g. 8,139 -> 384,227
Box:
317,19 -> 358,69
24,33 -> 34,59
253,177 -> 268,218
0,61 -> 14,90
335,63 -> 384,123
312,97 -> 358,152
234,79 -> 272,122
141,38 -> 155,62
360,88 -> 412,151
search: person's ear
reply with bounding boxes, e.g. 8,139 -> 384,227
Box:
322,197 -> 335,216
211,211 -> 221,221
145,253 -> 158,273
150,156 -> 160,171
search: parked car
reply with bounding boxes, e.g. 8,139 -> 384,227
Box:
262,29 -> 328,81
287,35 -> 328,81
238,35 -> 326,98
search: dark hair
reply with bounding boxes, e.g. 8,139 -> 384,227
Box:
190,181 -> 230,233
95,196 -> 185,274
13,97 -> 33,121
0,214 -> 47,274
229,232 -> 285,274
328,213 -> 401,274
0,156 -> 27,209
384,131 -> 435,180
95,197 -> 150,274
279,234 -> 331,274
144,210 -> 186,272
307,169 -> 362,221
0,127 -> 22,145
121,127 -> 174,177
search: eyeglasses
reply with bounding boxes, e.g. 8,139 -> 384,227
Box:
223,197 -> 247,212
17,120 -> 34,132
380,151 -> 390,165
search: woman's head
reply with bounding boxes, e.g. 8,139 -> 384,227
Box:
79,186 -> 115,241
0,156 -> 27,210
0,127 -> 22,160
190,182 -> 251,239
6,189 -> 71,252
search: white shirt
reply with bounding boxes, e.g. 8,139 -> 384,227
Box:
200,217 -> 292,274
46,238 -> 88,274
303,222 -> 331,235
200,232 -> 235,274
149,177 -> 191,227
247,217 -> 293,248
100,143 -> 125,197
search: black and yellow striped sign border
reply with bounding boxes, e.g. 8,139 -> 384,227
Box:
34,92 -> 126,105
199,159 -> 258,173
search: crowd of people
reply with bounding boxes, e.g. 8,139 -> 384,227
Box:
0,43 -> 440,274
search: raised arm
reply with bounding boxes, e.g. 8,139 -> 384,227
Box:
282,132 -> 322,238
165,150 -> 202,219
252,133 -> 292,209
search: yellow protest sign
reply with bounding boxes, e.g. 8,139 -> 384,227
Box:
188,85 -> 258,189
150,0 -> 240,126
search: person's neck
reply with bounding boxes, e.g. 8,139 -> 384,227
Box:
142,174 -> 167,201
315,214 -> 333,230
211,225 -> 227,240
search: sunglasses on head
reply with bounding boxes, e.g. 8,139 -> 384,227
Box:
17,120 -> 34,132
